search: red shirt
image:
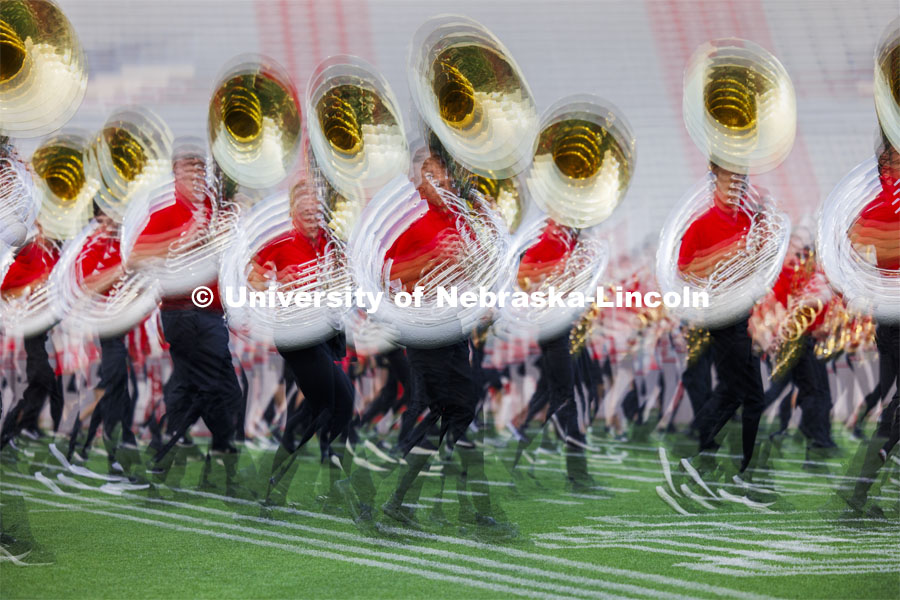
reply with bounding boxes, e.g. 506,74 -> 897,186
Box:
384,198 -> 460,289
854,173 -> 899,271
254,229 -> 325,276
519,221 -> 576,266
76,227 -> 122,297
677,202 -> 752,271
130,191 -> 211,261
770,258 -> 829,333
1,240 -> 58,291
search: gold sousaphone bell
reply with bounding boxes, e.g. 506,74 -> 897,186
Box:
306,55 -> 410,241
0,0 -> 87,138
31,131 -> 99,240
208,55 -> 302,189
408,15 -> 538,180
526,95 -> 636,229
89,107 -> 173,222
683,38 -> 796,174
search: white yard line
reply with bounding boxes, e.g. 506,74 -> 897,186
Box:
3,476 -> 707,600
6,482 -> 634,600
9,491 -> 577,600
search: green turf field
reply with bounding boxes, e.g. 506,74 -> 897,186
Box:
1,426 -> 898,599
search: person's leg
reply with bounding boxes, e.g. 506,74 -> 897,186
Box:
682,349 -> 712,432
541,335 -> 575,419
844,324 -> 899,510
359,367 -> 397,426
810,345 -> 836,447
153,310 -> 204,463
97,336 -> 130,447
279,343 -> 336,454
390,343 -> 477,510
397,366 -> 426,451
696,319 -> 764,471
387,348 -> 411,413
879,394 -> 899,457
4,333 -> 56,440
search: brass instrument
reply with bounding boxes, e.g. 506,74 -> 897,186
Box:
769,248 -> 825,379
526,95 -> 636,228
208,55 -> 302,189
408,15 -> 538,179
49,108 -> 172,337
50,219 -> 160,338
30,131 -> 99,241
569,302 -> 601,355
770,298 -> 823,380
817,155 -> 899,324
219,192 -> 351,349
814,300 -> 848,361
422,130 -> 525,234
683,38 -> 796,175
874,17 -> 899,150
89,107 -> 173,221
0,140 -> 37,246
0,235 -> 58,336
0,0 -> 87,138
684,325 -> 711,367
818,21 -> 899,325
306,55 -> 409,242
657,38 -> 795,328
491,95 -> 634,342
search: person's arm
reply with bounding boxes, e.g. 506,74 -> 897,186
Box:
849,220 -> 900,267
1,279 -> 46,301
679,236 -> 747,280
81,264 -> 126,295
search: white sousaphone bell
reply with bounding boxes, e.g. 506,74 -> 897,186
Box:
408,14 -> 539,180
657,38 -> 795,328
493,94 -> 635,342
50,107 -> 173,338
0,131 -> 97,337
306,55 -> 410,353
208,55 -> 303,190
343,16 -> 528,348
0,0 -> 87,138
818,20 -> 900,324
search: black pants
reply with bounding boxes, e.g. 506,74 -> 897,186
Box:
682,348 -> 712,427
1,332 -> 63,444
694,317 -> 765,471
521,367 -> 550,431
847,323 -> 899,507
763,371 -> 794,433
97,336 -> 136,444
360,348 -> 410,426
396,366 -> 426,450
159,309 -> 240,453
279,340 -> 354,456
874,324 -> 899,442
401,341 -> 477,455
791,336 -> 835,447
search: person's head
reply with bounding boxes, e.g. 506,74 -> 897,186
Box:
876,130 -> 900,180
172,139 -> 208,202
418,154 -> 451,206
709,162 -> 745,211
290,179 -> 320,241
173,156 -> 207,202
91,201 -> 114,228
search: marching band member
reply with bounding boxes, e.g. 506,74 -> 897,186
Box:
133,142 -> 242,479
678,163 -> 770,473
